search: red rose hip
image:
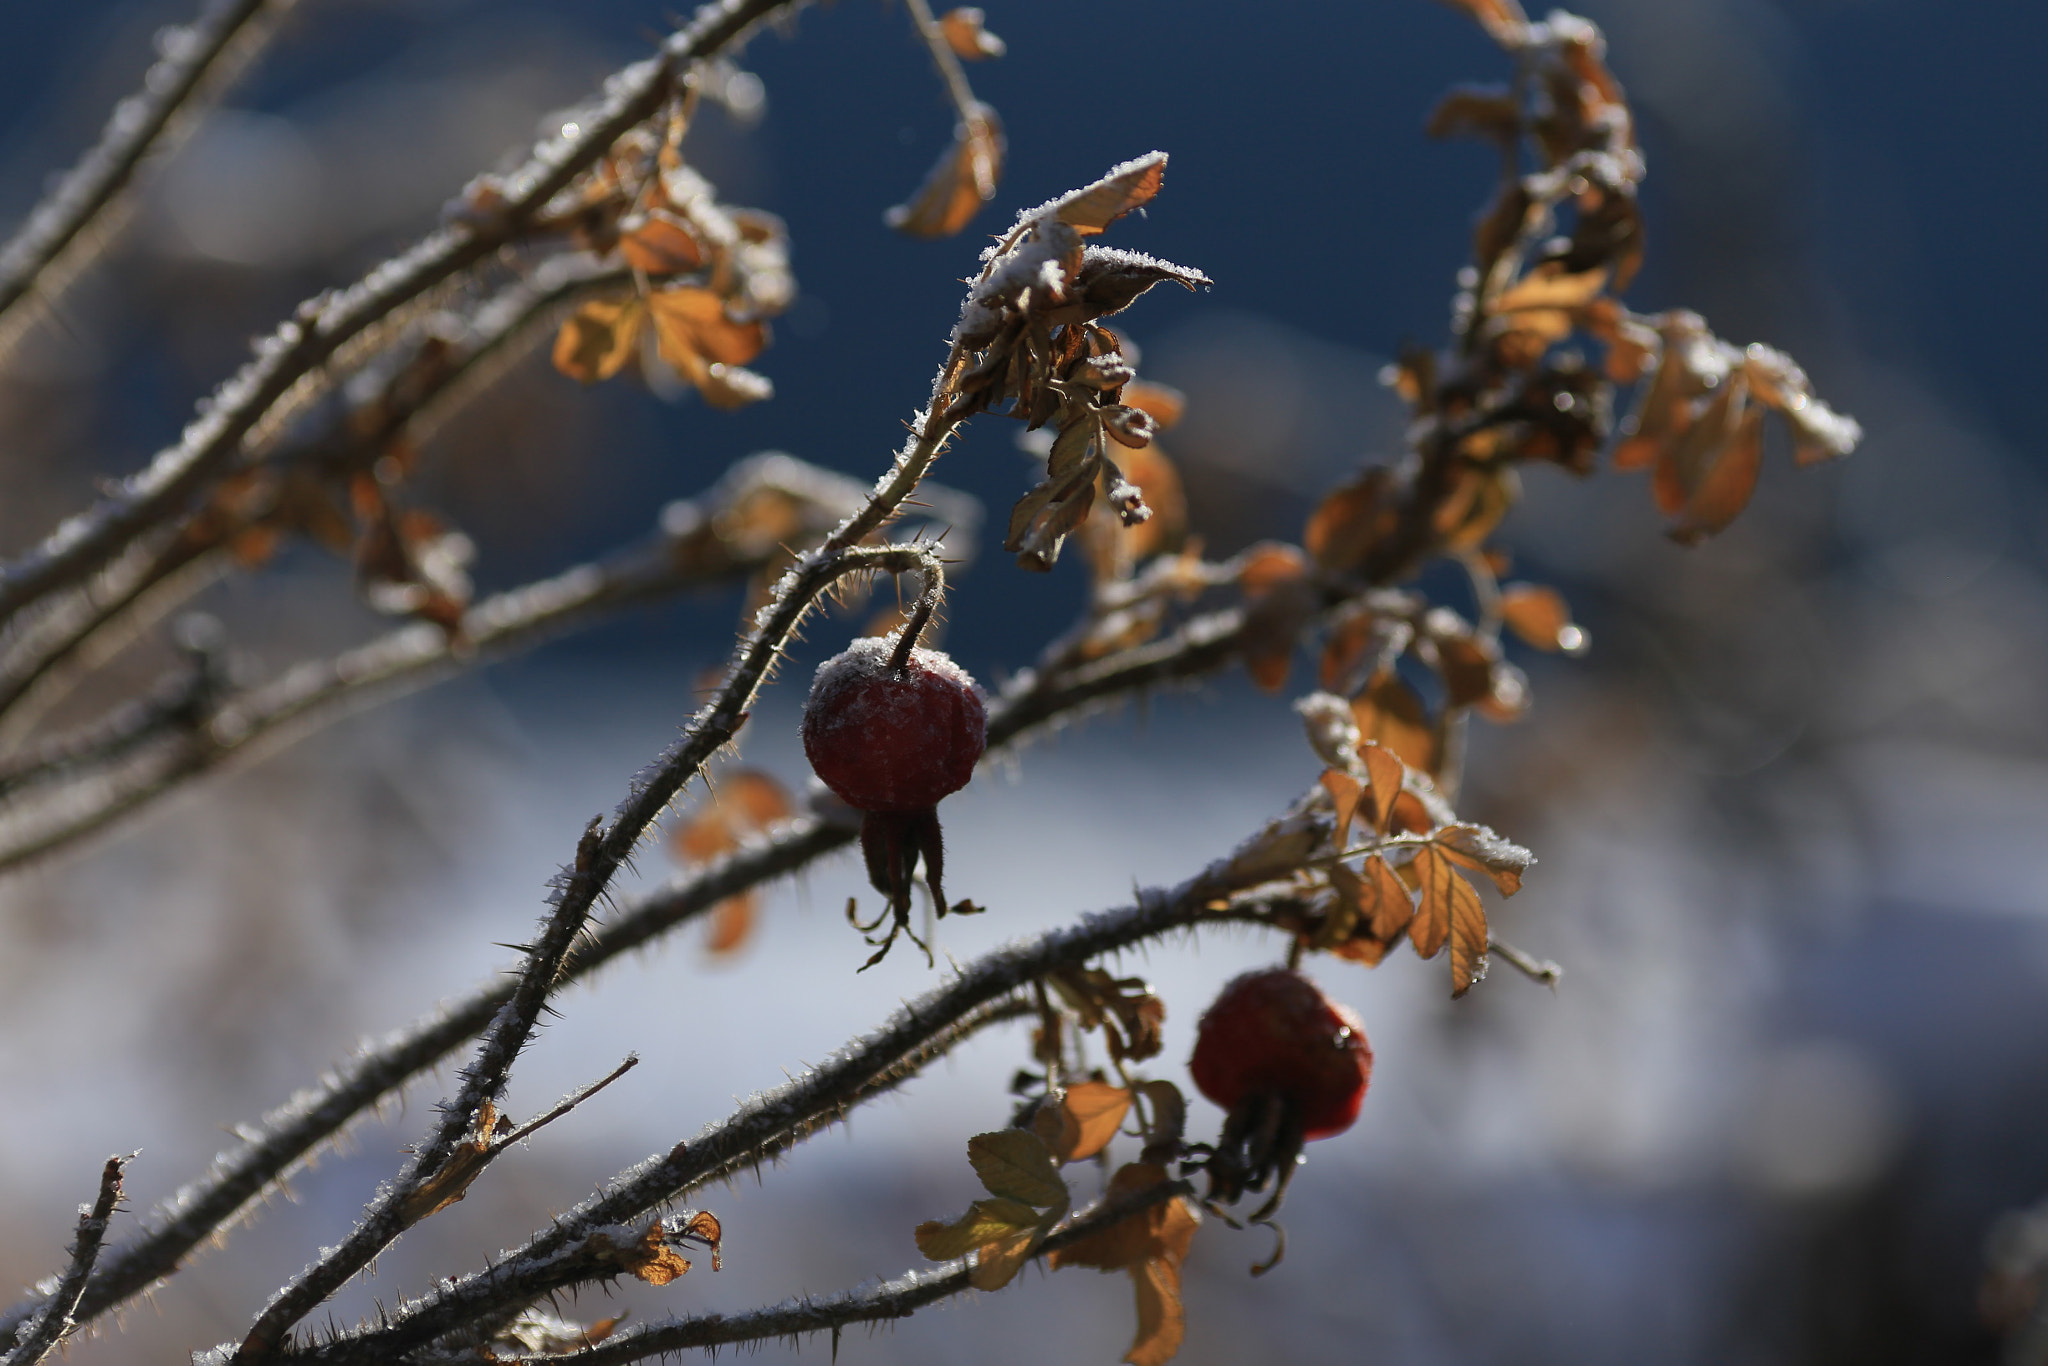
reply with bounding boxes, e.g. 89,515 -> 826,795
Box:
1189,968 -> 1371,1215
802,634 -> 986,965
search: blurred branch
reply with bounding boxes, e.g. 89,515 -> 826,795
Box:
438,1177 -> 1194,1366
0,0 -> 298,358
289,878 -> 1301,1361
0,0 -> 808,629
0,1154 -> 129,1366
0,252 -> 628,750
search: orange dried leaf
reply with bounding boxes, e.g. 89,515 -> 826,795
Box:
1056,152 -> 1167,235
1500,583 -> 1584,653
1358,741 -> 1407,836
1119,380 -> 1186,430
971,1223 -> 1043,1291
1126,1258 -> 1187,1366
1438,0 -> 1529,42
1351,670 -> 1438,776
1321,769 -> 1364,846
704,895 -> 756,955
1046,1082 -> 1133,1165
1412,846 -> 1490,997
915,1197 -> 1044,1261
552,298 -> 644,383
886,105 -> 1004,239
939,6 -> 1006,59
1238,541 -> 1312,693
619,211 -> 703,274
1304,468 -> 1395,575
1361,853 -> 1417,941
648,287 -> 766,367
1668,400 -> 1766,545
1431,823 -> 1534,897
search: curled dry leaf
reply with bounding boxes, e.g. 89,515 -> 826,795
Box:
1500,582 -> 1587,654
1432,822 -> 1534,896
671,770 -> 794,956
1056,153 -> 1167,235
553,298 -> 645,384
887,104 -> 1004,239
1048,967 -> 1167,1063
939,6 -> 1006,59
1049,1163 -> 1200,1366
1033,1081 -> 1133,1164
1238,542 -> 1313,693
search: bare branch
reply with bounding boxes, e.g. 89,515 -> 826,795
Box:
0,1154 -> 130,1366
0,0 -> 297,357
425,1177 -> 1193,1366
0,0 -> 809,628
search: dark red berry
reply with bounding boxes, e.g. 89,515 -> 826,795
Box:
801,636 -> 986,813
802,635 -> 986,965
1191,969 -> 1371,1141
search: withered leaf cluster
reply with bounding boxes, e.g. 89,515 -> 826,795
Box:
948,154 -> 1210,572
549,111 -> 792,407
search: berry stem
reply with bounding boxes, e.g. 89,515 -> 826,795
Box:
887,557 -> 947,675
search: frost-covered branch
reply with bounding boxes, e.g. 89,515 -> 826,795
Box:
0,0 -> 296,357
284,878 -> 1300,1361
413,1177 -> 1192,1366
0,0 -> 808,628
0,1154 -> 129,1366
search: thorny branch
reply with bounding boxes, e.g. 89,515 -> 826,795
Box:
0,1154 -> 130,1366
423,1177 -> 1194,1366
0,0 -> 297,356
0,0 -> 810,628
281,877 -> 1303,1363
0,591 -> 1265,1347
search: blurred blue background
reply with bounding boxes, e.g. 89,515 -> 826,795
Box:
0,2 -> 2045,1363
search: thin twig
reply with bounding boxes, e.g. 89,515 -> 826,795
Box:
1487,935 -> 1562,989
0,1154 -> 130,1366
900,0 -> 982,126
0,0 -> 297,357
0,0 -> 808,629
427,1177 -> 1194,1366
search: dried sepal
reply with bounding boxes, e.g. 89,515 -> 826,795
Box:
887,103 -> 1004,239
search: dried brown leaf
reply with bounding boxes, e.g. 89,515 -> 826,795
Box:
1127,1257 -> 1187,1366
915,1197 -> 1043,1261
1042,1082 -> 1133,1165
887,105 -> 1004,239
552,298 -> 644,384
1321,769 -> 1364,847
1351,671 -> 1439,776
1431,822 -> 1534,897
1500,583 -> 1583,653
1056,153 -> 1167,235
970,1222 -> 1043,1291
1412,846 -> 1490,997
1667,399 -> 1766,544
1358,741 -> 1407,837
649,287 -> 766,367
939,6 -> 1006,58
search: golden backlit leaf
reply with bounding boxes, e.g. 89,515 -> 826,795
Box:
939,7 -> 1006,59
1361,852 -> 1416,942
969,1129 -> 1068,1207
970,1223 -> 1043,1291
1667,401 -> 1765,545
1432,631 -> 1498,709
1328,933 -> 1393,967
552,298 -> 644,383
704,894 -> 756,956
1304,468 -> 1395,575
1238,541 -> 1312,693
1500,583 -> 1580,653
1119,380 -> 1186,430
1412,846 -> 1489,997
1351,671 -> 1438,776
1494,262 -> 1609,315
887,105 -> 1004,239
915,1197 -> 1044,1261
1431,823 -> 1534,897
1047,1082 -> 1133,1165
1358,741 -> 1407,836
619,211 -> 703,274
1126,1258 -> 1187,1366
648,287 -> 767,367
1056,153 -> 1168,235
1321,769 -> 1364,846
1050,1164 -> 1177,1272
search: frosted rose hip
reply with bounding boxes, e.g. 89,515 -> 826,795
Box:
801,637 -> 986,813
1191,968 -> 1371,1140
